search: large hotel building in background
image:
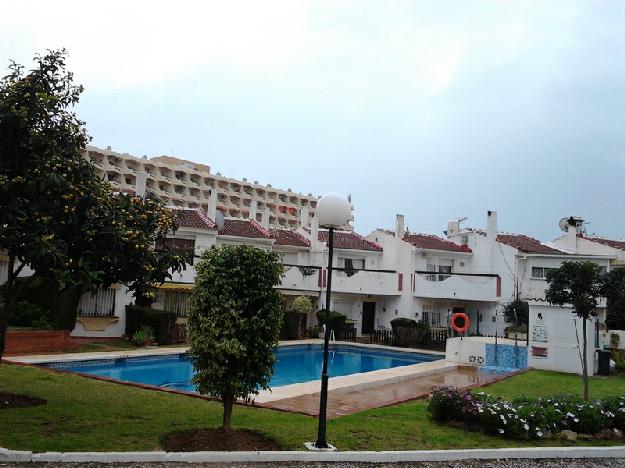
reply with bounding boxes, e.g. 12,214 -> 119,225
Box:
83,144 -> 318,229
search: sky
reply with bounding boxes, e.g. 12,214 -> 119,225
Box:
1,0 -> 624,241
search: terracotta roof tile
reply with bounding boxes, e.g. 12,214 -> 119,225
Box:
403,234 -> 471,253
172,208 -> 217,230
496,234 -> 564,254
269,229 -> 311,247
318,230 -> 383,252
582,236 -> 625,251
218,219 -> 273,239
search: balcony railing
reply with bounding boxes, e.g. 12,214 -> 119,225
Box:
414,271 -> 500,302
332,268 -> 399,296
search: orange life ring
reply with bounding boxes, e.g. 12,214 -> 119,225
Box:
451,312 -> 470,334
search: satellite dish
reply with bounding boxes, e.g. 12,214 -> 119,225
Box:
215,211 -> 225,230
559,217 -> 570,232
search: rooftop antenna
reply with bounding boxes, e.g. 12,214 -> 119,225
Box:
458,216 -> 468,230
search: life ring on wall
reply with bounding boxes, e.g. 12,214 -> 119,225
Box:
450,313 -> 470,334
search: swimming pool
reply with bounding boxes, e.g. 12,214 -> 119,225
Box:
45,344 -> 441,392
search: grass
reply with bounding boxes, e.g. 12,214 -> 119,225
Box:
0,364 -> 623,452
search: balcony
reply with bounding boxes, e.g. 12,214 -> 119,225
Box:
279,265 -> 321,293
332,269 -> 399,296
414,272 -> 499,302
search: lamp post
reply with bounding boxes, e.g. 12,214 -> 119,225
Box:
310,193 -> 352,451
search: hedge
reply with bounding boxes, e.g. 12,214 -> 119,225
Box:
281,311 -> 306,340
316,310 -> 346,337
125,305 -> 177,345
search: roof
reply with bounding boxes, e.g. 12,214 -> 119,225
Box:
581,236 -> 625,251
218,218 -> 273,239
496,233 -> 564,254
269,229 -> 311,248
318,230 -> 383,252
403,234 -> 472,253
172,208 -> 217,230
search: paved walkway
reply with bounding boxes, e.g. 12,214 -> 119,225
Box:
260,366 -> 499,417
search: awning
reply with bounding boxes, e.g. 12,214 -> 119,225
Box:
158,283 -> 194,290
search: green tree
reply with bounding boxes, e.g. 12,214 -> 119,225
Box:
292,295 -> 312,316
602,268 -> 625,331
502,298 -> 529,329
188,246 -> 284,431
0,50 -> 187,356
545,261 -> 604,400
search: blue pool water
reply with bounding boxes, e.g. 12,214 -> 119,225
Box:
45,344 -> 440,392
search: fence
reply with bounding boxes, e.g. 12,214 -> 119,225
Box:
77,288 -> 116,317
173,323 -> 188,343
339,327 -> 357,342
371,327 -> 447,350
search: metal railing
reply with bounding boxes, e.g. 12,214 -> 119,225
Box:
77,288 -> 116,317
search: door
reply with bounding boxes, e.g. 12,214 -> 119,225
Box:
362,302 -> 376,335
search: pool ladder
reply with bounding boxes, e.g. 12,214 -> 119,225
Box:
323,325 -> 336,343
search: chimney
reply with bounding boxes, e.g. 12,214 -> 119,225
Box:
261,207 -> 270,228
562,216 -> 582,253
207,188 -> 217,220
300,206 -> 310,228
487,210 -> 497,242
135,171 -> 147,198
310,215 -> 319,245
250,199 -> 258,222
395,214 -> 405,239
486,210 -> 497,272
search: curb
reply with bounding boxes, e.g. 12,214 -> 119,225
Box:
2,446 -> 625,463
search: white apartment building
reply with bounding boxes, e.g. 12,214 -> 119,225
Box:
83,145 -> 318,229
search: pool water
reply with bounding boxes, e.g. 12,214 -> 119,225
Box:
46,344 -> 441,392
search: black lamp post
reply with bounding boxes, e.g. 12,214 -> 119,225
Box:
315,226 -> 334,449
309,193 -> 352,451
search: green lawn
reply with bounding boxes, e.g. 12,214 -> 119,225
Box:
0,364 -> 623,452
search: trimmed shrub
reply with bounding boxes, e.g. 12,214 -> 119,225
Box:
316,310 -> 346,337
125,305 -> 177,345
281,311 -> 305,340
390,317 -> 418,329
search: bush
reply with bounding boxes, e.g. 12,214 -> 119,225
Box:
281,311 -> 305,340
316,310 -> 346,337
131,325 -> 155,346
502,299 -> 529,327
390,317 -> 418,329
125,305 -> 177,345
428,388 -> 625,440
9,301 -> 59,330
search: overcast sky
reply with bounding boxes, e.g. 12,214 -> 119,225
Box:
1,1 -> 623,240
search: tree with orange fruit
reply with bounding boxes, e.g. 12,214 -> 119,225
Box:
0,50 -> 187,358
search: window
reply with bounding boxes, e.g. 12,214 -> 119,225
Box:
421,304 -> 432,324
155,238 -> 195,264
338,257 -> 365,271
77,288 -> 116,317
426,259 -> 453,281
0,260 -> 8,285
531,267 -> 558,279
164,290 -> 191,317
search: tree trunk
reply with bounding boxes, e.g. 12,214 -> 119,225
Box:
222,394 -> 234,431
582,318 -> 589,401
0,255 -> 20,361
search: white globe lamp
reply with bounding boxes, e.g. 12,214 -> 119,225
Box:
316,192 -> 352,228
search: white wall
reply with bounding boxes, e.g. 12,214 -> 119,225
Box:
528,303 -> 599,375
71,285 -> 133,338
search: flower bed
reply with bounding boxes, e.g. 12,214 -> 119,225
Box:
427,387 -> 625,440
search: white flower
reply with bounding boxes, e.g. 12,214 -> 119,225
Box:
537,431 -> 543,437
524,424 -> 529,431
499,429 -> 505,434
574,418 -> 579,423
